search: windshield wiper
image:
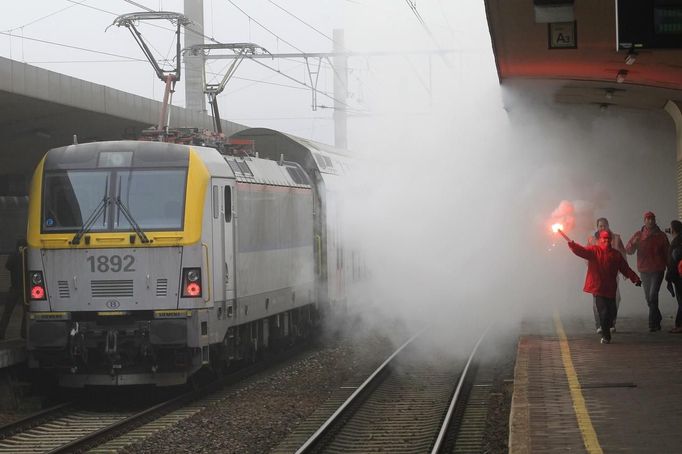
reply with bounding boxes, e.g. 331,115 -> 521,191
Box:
71,196 -> 110,245
114,196 -> 150,244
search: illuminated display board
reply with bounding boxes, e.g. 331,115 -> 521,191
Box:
618,0 -> 682,48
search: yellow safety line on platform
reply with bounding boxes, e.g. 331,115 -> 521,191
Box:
553,310 -> 603,454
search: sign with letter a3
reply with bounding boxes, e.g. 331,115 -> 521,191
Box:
549,22 -> 577,49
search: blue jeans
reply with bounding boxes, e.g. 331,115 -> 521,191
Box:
673,278 -> 682,328
641,271 -> 664,329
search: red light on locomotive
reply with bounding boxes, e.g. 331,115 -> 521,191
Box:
31,285 -> 46,300
185,282 -> 201,297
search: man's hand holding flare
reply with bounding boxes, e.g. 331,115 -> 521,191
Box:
557,229 -> 570,242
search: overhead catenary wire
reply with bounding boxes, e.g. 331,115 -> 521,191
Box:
265,0 -> 334,43
4,0 -> 358,115
2,0 -> 90,32
249,57 -> 353,110
122,0 -> 154,13
403,0 -> 451,68
66,0 -> 222,46
405,0 -> 426,25
224,0 -> 305,53
0,30 -> 146,61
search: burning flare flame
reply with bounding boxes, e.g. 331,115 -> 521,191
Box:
551,223 -> 564,233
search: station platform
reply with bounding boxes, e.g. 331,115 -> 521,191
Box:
0,295 -> 26,369
509,313 -> 682,454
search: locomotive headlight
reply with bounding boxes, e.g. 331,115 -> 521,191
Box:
31,272 -> 43,285
187,269 -> 200,282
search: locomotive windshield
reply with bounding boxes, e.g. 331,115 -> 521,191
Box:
42,168 -> 187,232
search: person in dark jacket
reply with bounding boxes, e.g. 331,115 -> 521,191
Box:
568,230 -> 642,344
665,220 -> 682,333
0,239 -> 27,339
626,211 -> 670,332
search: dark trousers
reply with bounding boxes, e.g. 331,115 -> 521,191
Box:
594,295 -> 617,341
593,286 -> 620,329
674,279 -> 682,328
641,271 -> 664,329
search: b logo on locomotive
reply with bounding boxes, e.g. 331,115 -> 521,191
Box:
105,299 -> 121,309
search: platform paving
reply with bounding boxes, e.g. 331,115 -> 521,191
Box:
0,295 -> 26,368
510,314 -> 682,454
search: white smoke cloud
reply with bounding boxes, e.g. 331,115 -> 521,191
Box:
334,0 -> 677,346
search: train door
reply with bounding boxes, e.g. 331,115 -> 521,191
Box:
223,184 -> 235,302
211,179 -> 235,304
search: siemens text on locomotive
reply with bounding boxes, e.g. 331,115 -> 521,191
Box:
25,130 -> 354,387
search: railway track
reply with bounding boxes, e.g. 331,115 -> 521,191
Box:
293,329 -> 488,453
0,389 -> 194,453
0,342 -> 311,453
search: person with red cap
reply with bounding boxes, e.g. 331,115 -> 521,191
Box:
626,211 -> 670,332
568,230 -> 641,344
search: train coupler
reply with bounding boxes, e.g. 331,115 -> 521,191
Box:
105,329 -> 118,354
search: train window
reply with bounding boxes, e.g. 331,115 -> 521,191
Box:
42,171 -> 109,231
227,160 -> 254,177
314,153 -> 326,169
98,151 -> 132,168
236,161 -> 253,176
227,161 -> 241,175
43,168 -> 187,233
212,186 -> 219,219
286,167 -> 307,185
224,186 -> 232,222
115,169 -> 186,231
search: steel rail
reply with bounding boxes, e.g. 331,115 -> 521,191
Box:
46,390 -> 196,454
0,401 -> 73,439
295,330 -> 422,454
430,326 -> 491,453
47,340 -> 312,453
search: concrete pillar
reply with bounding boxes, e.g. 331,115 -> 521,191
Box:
665,100 -> 682,219
184,0 -> 206,113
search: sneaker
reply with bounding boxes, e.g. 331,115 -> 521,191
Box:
600,337 -> 610,344
596,327 -> 602,334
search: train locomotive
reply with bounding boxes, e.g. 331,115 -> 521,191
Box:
25,128 -> 352,387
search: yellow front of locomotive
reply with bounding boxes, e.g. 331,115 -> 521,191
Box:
25,140 -> 211,387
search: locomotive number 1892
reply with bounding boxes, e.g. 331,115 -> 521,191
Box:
87,255 -> 136,273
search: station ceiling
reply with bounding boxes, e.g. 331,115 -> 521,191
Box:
484,0 -> 682,110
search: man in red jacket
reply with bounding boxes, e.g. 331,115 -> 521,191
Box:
626,211 -> 670,332
569,230 -> 641,343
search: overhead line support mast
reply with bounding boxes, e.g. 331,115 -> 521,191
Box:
184,43 -> 270,134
